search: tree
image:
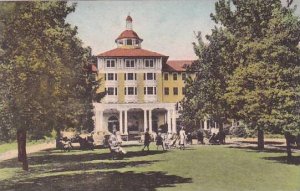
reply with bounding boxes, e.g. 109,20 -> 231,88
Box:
182,0 -> 300,155
0,2 -> 103,170
180,29 -> 235,132
224,0 -> 300,154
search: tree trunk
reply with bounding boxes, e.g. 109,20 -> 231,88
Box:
284,132 -> 292,163
257,127 -> 264,150
17,131 -> 22,162
55,129 -> 61,149
17,129 -> 28,171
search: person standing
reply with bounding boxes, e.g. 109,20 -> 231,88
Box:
156,132 -> 165,151
142,128 -> 151,151
197,129 -> 204,144
179,127 -> 186,150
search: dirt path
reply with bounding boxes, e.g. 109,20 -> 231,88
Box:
0,141 -> 55,162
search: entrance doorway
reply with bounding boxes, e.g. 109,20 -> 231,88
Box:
108,116 -> 119,133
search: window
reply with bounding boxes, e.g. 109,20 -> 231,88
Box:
164,73 -> 168,80
125,73 -> 136,80
182,87 -> 186,95
173,73 -> 177,80
127,39 -> 132,45
125,87 -> 137,95
164,87 -> 169,95
145,59 -> 154,68
127,73 -> 134,80
173,87 -> 178,95
147,73 -> 153,80
182,73 -> 186,80
107,87 -> 116,95
145,73 -> 156,80
106,60 -> 115,68
147,87 -> 154,95
107,73 -> 114,80
144,87 -> 156,95
125,60 -> 135,68
128,87 -> 134,95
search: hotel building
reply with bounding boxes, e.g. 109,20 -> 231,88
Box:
93,16 -> 193,137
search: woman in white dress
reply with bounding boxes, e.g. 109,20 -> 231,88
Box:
179,127 -> 186,150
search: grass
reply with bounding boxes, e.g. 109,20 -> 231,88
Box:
0,144 -> 299,191
0,139 -> 51,154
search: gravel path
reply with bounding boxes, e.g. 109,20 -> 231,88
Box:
0,141 -> 55,162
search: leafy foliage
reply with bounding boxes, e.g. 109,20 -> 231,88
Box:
0,2 -> 103,141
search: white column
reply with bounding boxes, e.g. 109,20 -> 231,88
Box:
167,110 -> 171,133
98,111 -> 103,131
172,109 -> 176,133
149,109 -> 152,133
124,110 -> 128,135
204,120 -> 208,130
94,111 -> 100,132
144,109 -> 147,132
119,110 -> 123,134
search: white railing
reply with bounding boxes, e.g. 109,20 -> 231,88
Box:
144,95 -> 157,103
124,95 -> 138,103
104,95 -> 118,103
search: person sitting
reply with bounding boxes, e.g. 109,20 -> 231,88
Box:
108,130 -> 126,160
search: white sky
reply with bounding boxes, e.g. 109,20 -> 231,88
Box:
67,0 -> 300,60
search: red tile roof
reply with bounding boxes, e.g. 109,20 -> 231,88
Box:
97,48 -> 168,58
116,30 -> 142,41
164,60 -> 194,72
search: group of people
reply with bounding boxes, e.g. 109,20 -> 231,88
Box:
142,127 -> 189,151
108,125 -> 226,159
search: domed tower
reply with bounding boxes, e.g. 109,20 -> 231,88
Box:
115,15 -> 143,49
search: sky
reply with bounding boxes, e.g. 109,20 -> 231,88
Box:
67,0 -> 300,60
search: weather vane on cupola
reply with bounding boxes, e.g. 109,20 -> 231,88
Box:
126,13 -> 133,30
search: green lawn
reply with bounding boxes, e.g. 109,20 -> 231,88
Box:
0,144 -> 299,191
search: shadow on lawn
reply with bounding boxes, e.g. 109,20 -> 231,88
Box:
0,149 -> 166,169
1,170 -> 192,191
227,146 -> 286,153
262,156 -> 300,166
228,146 -> 300,165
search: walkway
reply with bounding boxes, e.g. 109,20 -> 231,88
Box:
0,141 -> 55,162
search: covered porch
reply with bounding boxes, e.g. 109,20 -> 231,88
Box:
93,103 -> 178,137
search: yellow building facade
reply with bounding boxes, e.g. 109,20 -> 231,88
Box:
93,16 -> 193,137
